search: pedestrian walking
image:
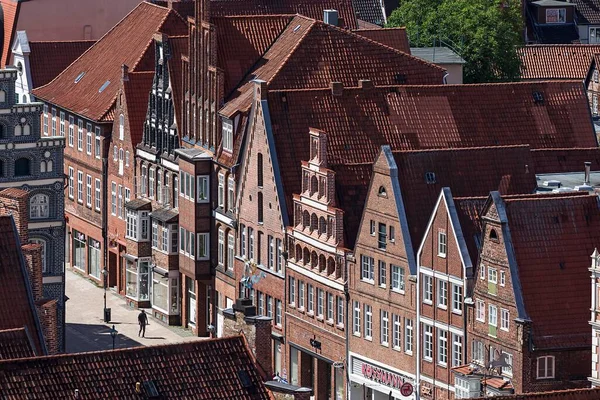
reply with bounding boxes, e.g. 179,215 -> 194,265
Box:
138,309 -> 148,337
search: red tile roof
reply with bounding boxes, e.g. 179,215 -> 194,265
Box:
32,1 -> 188,122
572,0 -> 600,24
501,193 -> 600,348
531,148 -> 600,174
28,40 -> 95,88
122,71 -> 154,146
447,196 -> 487,269
210,0 -> 359,29
0,328 -> 35,360
0,216 -> 44,356
266,81 -> 595,247
353,28 -> 410,53
0,0 -> 20,67
519,45 -> 600,80
473,388 -> 600,400
0,336 -> 273,399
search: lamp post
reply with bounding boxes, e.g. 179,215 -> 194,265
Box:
101,269 -> 109,322
110,325 -> 118,350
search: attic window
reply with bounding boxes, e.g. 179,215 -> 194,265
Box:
395,73 -> 407,84
74,72 -> 86,83
425,172 -> 436,184
99,80 -> 111,93
489,229 -> 498,241
293,24 -> 301,33
237,370 -> 255,390
142,381 -> 160,398
378,186 -> 387,197
532,91 -> 544,104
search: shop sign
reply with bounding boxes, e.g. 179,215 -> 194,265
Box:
361,362 -> 407,390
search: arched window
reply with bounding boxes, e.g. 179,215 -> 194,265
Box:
303,248 -> 310,266
319,254 -> 326,272
40,161 -> 46,173
30,238 -> 47,273
319,217 -> 326,236
311,251 -> 318,269
327,257 -> 336,276
378,186 -> 387,197
0,90 -> 6,102
257,192 -> 264,223
125,151 -> 130,166
310,176 -> 318,196
23,123 -> 30,136
489,229 -> 499,241
257,153 -> 263,187
14,158 -> 30,176
119,148 -> 124,161
295,244 -> 302,261
318,177 -> 325,198
14,124 -> 21,136
30,194 -> 49,219
22,95 -> 27,104
119,114 -> 124,140
302,210 -> 310,228
310,213 -> 318,232
47,160 -> 53,172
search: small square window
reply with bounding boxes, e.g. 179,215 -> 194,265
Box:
438,231 -> 447,257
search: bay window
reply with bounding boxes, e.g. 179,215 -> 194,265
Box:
126,258 -> 150,301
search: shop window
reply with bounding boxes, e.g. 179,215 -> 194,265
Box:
72,230 -> 86,271
88,238 -> 101,278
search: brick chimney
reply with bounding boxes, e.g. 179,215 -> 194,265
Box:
222,298 -> 273,378
358,79 -> 373,90
0,188 -> 29,243
121,64 -> 129,82
330,81 -> 343,97
36,299 -> 59,355
21,243 -> 43,302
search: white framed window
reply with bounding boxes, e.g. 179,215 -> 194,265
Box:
391,264 -> 405,292
370,220 -> 375,235
423,324 -> 433,361
592,28 -> 600,45
438,231 -> 447,257
502,352 -> 513,377
125,151 -> 130,167
240,224 -> 246,258
276,299 -> 282,327
152,221 -> 159,249
308,284 -> 314,314
405,318 -> 413,354
488,268 -> 498,284
378,222 -> 387,250
353,300 -> 360,336
95,127 -> 101,158
266,296 -> 272,319
276,238 -> 283,273
545,8 -> 566,23
480,265 -> 485,280
337,296 -> 343,326
227,177 -> 235,212
59,111 -> 65,136
317,288 -> 324,318
68,116 -> 74,146
227,233 -> 234,271
380,310 -> 389,346
361,255 -> 374,282
218,229 -> 224,266
218,173 -> 225,208
94,179 -> 100,211
141,165 -> 147,196
364,304 -> 372,340
248,227 -> 254,261
298,280 -> 305,310
500,270 -> 506,286
438,329 -> 448,366
327,292 -> 334,322
438,279 -> 448,309
77,171 -> 83,203
43,104 -> 48,135
173,176 -> 179,208
423,274 -> 433,304
149,168 -> 155,198
452,334 -> 462,367
501,308 -> 510,331
389,225 -> 395,242
452,283 -> 463,314
86,175 -> 92,207
156,171 -> 162,203
392,314 -> 401,350
119,114 -> 124,140
77,120 -> 83,150
267,235 -> 274,270
110,182 -> 116,215
476,299 -> 485,322
537,356 -> 555,379
222,120 -> 233,152
472,340 -> 484,364
118,185 -> 123,218
30,194 -> 49,219
197,232 -> 209,260
68,167 -> 74,199
197,175 -> 209,202
378,260 -> 386,287
86,125 -> 92,154
51,108 -> 57,136
489,304 -> 498,327
289,277 -> 296,306
126,211 -> 143,241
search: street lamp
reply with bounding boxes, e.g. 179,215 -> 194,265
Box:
110,325 -> 118,350
101,269 -> 109,323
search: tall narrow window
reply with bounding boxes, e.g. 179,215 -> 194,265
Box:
364,304 -> 372,339
68,116 -> 74,147
227,233 -> 234,271
68,167 -> 74,199
227,177 -> 235,212
86,123 -> 92,154
257,192 -> 263,223
119,114 -> 124,140
43,105 -> 48,135
149,168 -> 155,198
380,310 -> 389,346
378,223 -> 387,250
95,127 -> 101,158
438,231 -> 447,257
424,324 -> 433,361
257,153 -> 263,187
86,175 -> 92,207
60,112 -> 65,136
77,120 -> 83,151
51,108 -> 57,136
30,238 -> 47,273
353,301 -> 361,335
218,174 -> 225,208
77,171 -> 83,203
95,179 -> 101,211
218,229 -> 224,266
438,329 -> 448,366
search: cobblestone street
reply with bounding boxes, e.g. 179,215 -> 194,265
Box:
65,267 -> 202,353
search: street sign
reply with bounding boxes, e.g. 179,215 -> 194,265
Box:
400,382 -> 413,397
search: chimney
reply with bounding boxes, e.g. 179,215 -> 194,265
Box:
330,81 -> 343,97
121,64 -> 129,82
585,161 -> 592,184
0,188 -> 29,243
21,243 -> 43,301
252,79 -> 267,101
358,79 -> 373,90
323,9 -> 339,26
37,299 -> 59,354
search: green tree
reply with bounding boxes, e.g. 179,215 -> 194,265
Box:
387,0 -> 523,83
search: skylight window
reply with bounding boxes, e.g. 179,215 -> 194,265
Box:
293,24 -> 301,32
99,80 -> 111,93
74,72 -> 86,83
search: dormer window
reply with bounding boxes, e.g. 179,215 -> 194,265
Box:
222,120 -> 233,152
546,8 -> 566,23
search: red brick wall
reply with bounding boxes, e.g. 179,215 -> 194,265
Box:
0,188 -> 29,243
36,299 -> 59,355
21,243 -> 43,302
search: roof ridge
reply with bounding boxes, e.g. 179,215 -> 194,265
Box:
503,192 -> 593,202
29,40 -> 97,44
392,144 -> 531,153
353,27 -> 406,32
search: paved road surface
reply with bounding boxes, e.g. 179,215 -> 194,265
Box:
65,267 -> 202,353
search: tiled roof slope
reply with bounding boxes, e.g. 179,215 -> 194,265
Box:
0,328 -> 35,360
266,81 -> 595,246
352,0 -> 385,26
394,146 -> 537,254
353,27 -> 410,53
531,148 -> 600,174
221,15 -> 445,116
32,2 -> 188,122
452,196 -> 486,271
519,45 -> 600,79
28,40 -> 95,88
210,0 -> 358,29
572,0 -> 600,24
502,193 -> 600,348
0,336 -> 273,399
214,15 -> 294,96
473,387 -> 600,400
123,72 -> 154,146
0,216 -> 44,356
0,0 -> 20,67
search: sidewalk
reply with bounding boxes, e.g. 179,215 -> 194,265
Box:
65,267 -> 203,353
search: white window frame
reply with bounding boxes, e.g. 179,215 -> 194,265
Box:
353,300 -> 360,336
77,120 -> 83,151
43,104 -> 48,135
77,171 -> 83,203
59,111 -> 65,136
308,284 -> 314,315
218,229 -> 224,266
423,274 -> 433,304
438,279 -> 448,309
95,179 -> 101,211
227,233 -> 234,271
424,324 -> 433,361
298,280 -> 305,310
30,194 -> 50,219
380,310 -> 389,346
364,304 -> 372,340
228,177 -> 235,212
452,333 -> 462,367
392,314 -> 401,350
317,288 -> 324,318
289,277 -> 296,306
438,328 -> 448,366
378,259 -> 386,287
327,292 -> 334,322
86,175 -> 92,207
68,116 -> 74,147
488,267 -> 498,284
336,295 -> 343,326
537,356 -> 555,379
68,167 -> 74,199
405,318 -> 413,354
361,255 -> 374,283
438,231 -> 447,257
51,108 -> 56,136
480,265 -> 485,280
222,120 -> 233,152
86,126 -> 92,155
476,299 -> 485,322
489,304 -> 498,327
501,308 -> 510,331
452,283 -> 463,314
110,182 -> 116,215
545,8 -> 566,23
500,270 -> 506,286
95,127 -> 101,158
197,175 -> 209,203
218,173 -> 225,208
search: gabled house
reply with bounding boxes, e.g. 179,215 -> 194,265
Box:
525,0 -> 579,44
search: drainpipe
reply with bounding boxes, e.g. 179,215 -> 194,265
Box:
102,154 -> 109,286
415,258 -> 421,400
344,257 -> 351,400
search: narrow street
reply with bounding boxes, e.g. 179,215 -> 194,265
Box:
65,268 -> 202,353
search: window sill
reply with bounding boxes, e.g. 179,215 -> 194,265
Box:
423,357 -> 432,363
393,346 -> 401,352
392,289 -> 405,295
437,253 -> 447,259
405,350 -> 413,356
336,324 -> 344,331
317,316 -> 324,322
381,343 -> 389,348
438,362 -> 447,369
326,320 -> 334,326
423,300 -> 433,306
438,305 -> 448,310
379,284 -> 387,289
452,310 -> 463,316
476,318 -> 485,323
364,337 -> 373,342
307,311 -> 314,318
361,279 -> 375,285
353,332 -> 361,338
501,327 -> 509,332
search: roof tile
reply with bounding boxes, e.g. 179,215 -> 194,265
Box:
519,44 -> 600,79
28,40 -> 95,88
